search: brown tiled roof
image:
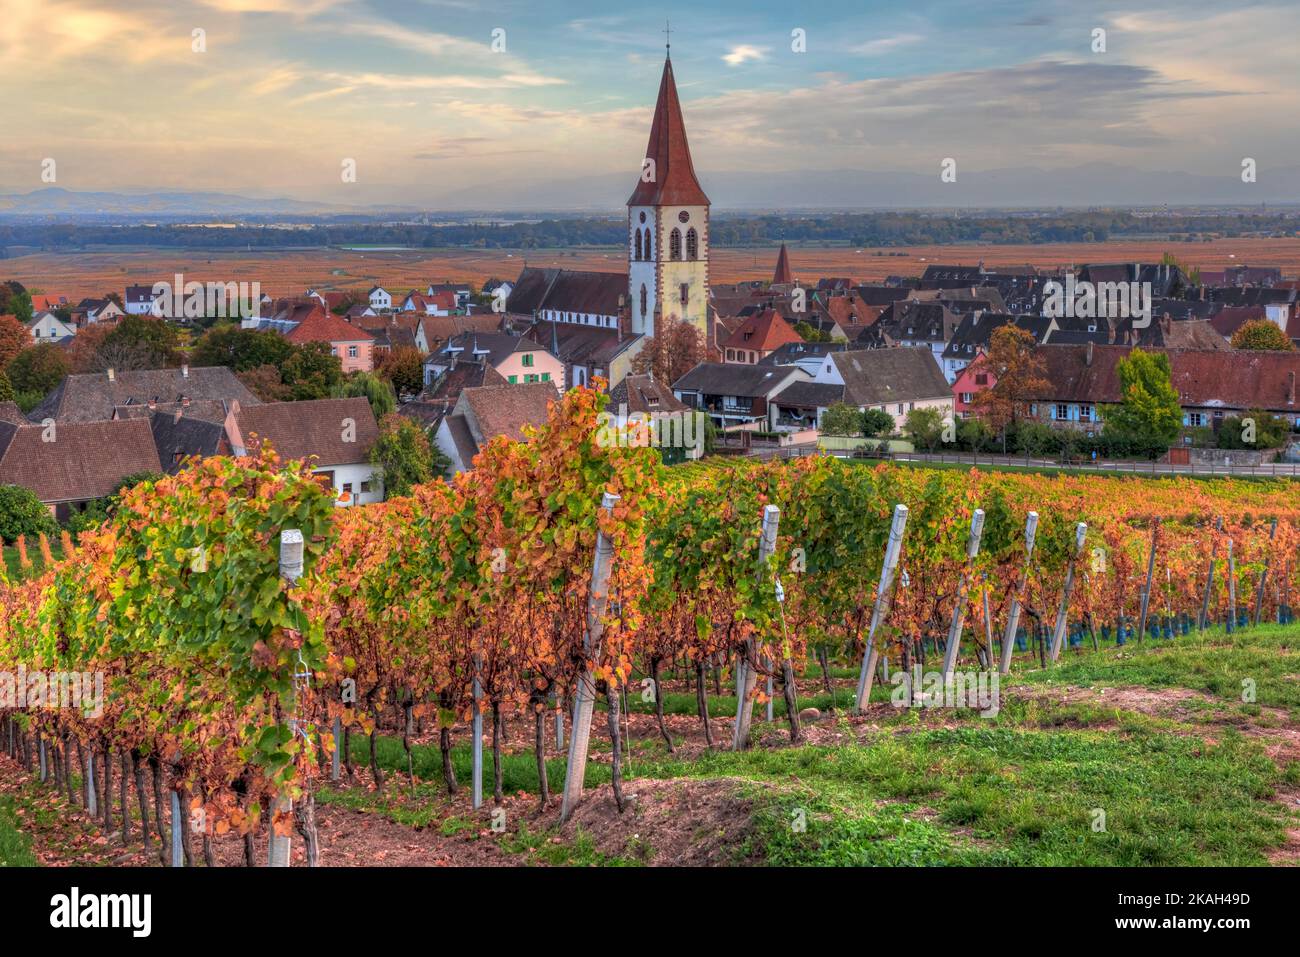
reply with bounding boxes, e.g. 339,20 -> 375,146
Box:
0,402 -> 24,425
229,397 -> 378,467
462,382 -> 556,444
1210,305 -> 1267,337
609,374 -> 688,414
626,57 -> 710,207
832,348 -> 951,406
0,419 -> 162,504
420,314 -> 503,347
28,366 -> 259,424
526,322 -> 639,366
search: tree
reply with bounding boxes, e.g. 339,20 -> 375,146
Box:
1231,319 -> 1295,352
334,371 -> 396,419
630,315 -> 705,386
0,283 -> 33,325
819,402 -> 863,436
0,314 -> 27,369
1102,348 -> 1182,451
903,407 -> 945,451
377,346 -> 425,396
0,484 -> 57,541
369,414 -> 446,496
100,315 -> 181,367
862,407 -> 895,437
191,324 -> 293,372
793,321 -> 830,343
970,326 -> 1050,452
236,364 -> 292,401
0,372 -> 13,403
7,343 -> 69,398
1216,410 -> 1290,450
281,342 -> 343,400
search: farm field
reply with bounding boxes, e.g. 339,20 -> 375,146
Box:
5,236 -> 1300,300
2,619 -> 1297,867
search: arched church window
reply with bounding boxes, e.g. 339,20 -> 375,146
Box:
670,228 -> 682,261
634,229 -> 643,261
640,284 -> 648,318
686,228 -> 698,260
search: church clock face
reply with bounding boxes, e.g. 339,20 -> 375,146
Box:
678,211 -> 690,223
639,211 -> 646,223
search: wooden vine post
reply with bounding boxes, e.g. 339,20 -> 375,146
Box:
1226,538 -> 1237,632
1049,523 -> 1087,663
471,656 -> 484,811
1136,519 -> 1160,642
733,505 -> 780,751
998,511 -> 1039,676
269,528 -> 303,868
940,509 -> 985,681
853,504 -> 909,714
1199,516 -> 1223,630
560,492 -> 620,824
1253,518 -> 1278,626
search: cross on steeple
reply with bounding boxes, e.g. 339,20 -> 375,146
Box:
663,19 -> 672,57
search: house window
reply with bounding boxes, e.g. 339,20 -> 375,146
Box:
348,345 -> 358,359
522,353 -> 534,368
342,482 -> 353,495
1188,412 -> 1204,427
1079,405 -> 1093,421
525,374 -> 538,383
897,404 -> 904,414
508,375 -> 517,384
541,372 -> 550,382
686,228 -> 698,260
360,481 -> 371,494
670,228 -> 682,261
960,392 -> 972,404
975,373 -> 988,385
1056,404 -> 1069,420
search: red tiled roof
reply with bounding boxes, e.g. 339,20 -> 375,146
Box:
722,308 -> 804,352
0,419 -> 162,504
773,244 -> 793,285
626,57 -> 709,207
285,309 -> 374,345
1210,305 -> 1266,338
229,397 -> 378,467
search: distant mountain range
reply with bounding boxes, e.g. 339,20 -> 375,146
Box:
1,164 -> 1297,219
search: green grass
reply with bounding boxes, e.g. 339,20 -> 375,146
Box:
319,621 -> 1300,866
0,795 -> 38,866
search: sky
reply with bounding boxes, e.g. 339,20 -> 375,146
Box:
2,0 -> 1298,209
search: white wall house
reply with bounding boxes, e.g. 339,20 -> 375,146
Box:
369,286 -> 392,311
27,311 -> 77,342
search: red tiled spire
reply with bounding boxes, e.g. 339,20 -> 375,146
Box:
773,242 -> 794,284
627,56 -> 710,207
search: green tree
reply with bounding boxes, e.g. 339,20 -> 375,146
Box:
369,413 -> 446,496
1216,410 -> 1290,450
100,315 -> 181,367
0,371 -> 13,403
1230,320 -> 1294,352
281,342 -> 343,400
1101,348 -> 1183,450
377,345 -> 425,396
191,324 -> 294,371
819,402 -> 863,435
334,371 -> 396,419
0,484 -> 57,541
6,343 -> 69,398
862,407 -> 895,437
903,407 -> 946,451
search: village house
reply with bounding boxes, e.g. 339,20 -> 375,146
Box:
224,396 -> 382,505
672,362 -> 810,429
770,347 -> 954,432
435,381 -> 557,474
26,310 -> 77,343
721,308 -> 804,365
124,284 -> 163,316
423,331 -> 563,392
0,418 -> 163,521
27,366 -> 259,424
73,297 -> 124,325
368,286 -> 392,312
523,320 -> 643,390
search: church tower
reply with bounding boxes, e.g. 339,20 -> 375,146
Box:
628,50 -> 710,339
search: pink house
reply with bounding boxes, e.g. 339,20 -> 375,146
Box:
951,351 -> 995,419
286,308 -> 375,373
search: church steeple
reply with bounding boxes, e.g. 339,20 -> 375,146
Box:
773,242 -> 794,285
627,56 -> 710,207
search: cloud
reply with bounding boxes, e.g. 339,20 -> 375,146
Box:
849,33 -> 924,55
722,45 -> 769,67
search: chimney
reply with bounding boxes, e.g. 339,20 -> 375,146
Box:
1289,371 -> 1296,407
1086,340 -> 1094,367
181,363 -> 189,379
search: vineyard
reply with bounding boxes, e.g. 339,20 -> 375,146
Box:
2,383 -> 1299,866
